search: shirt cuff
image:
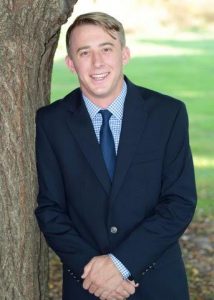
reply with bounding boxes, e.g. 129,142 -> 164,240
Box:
109,253 -> 131,279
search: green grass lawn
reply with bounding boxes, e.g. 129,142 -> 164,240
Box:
51,38 -> 214,216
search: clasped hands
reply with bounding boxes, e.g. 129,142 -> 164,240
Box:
81,255 -> 139,300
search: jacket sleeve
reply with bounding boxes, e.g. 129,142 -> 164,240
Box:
113,102 -> 197,280
35,110 -> 99,277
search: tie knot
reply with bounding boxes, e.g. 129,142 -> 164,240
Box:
99,110 -> 112,123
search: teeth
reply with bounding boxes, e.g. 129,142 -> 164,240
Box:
91,73 -> 109,80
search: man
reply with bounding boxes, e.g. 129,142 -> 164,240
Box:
35,12 -> 197,300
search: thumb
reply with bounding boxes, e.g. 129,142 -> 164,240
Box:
81,260 -> 94,279
129,280 -> 139,287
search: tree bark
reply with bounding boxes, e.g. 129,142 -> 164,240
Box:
0,1 -> 78,299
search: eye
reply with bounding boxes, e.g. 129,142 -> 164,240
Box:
103,47 -> 112,53
79,50 -> 89,57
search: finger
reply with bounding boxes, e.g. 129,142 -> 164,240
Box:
82,277 -> 93,290
100,290 -> 115,300
99,290 -> 109,300
112,293 -> 124,300
121,281 -> 135,295
109,287 -> 128,300
116,291 -> 129,299
81,267 -> 90,279
88,283 -> 99,294
129,279 -> 139,287
115,285 -> 131,298
105,291 -> 123,300
94,287 -> 107,298
81,258 -> 96,279
101,290 -> 118,300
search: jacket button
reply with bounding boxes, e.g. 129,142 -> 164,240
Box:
110,226 -> 118,234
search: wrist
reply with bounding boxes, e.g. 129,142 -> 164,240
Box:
108,253 -> 131,279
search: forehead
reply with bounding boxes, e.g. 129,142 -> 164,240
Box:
70,24 -> 119,47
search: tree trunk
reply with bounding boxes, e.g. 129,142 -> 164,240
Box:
0,1 -> 77,299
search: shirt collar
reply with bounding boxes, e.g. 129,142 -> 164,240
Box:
82,80 -> 127,120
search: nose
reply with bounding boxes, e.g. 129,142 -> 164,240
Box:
92,51 -> 104,68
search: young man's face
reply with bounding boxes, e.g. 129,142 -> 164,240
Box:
66,24 -> 130,106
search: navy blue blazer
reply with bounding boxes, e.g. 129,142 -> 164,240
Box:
35,77 -> 197,300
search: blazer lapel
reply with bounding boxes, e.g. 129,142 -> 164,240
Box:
65,92 -> 111,195
110,81 -> 148,205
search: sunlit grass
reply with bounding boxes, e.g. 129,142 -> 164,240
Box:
194,157 -> 214,168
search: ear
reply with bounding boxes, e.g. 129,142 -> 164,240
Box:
122,46 -> 131,65
65,55 -> 77,74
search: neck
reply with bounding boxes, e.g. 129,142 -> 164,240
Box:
90,98 -> 115,109
82,80 -> 125,109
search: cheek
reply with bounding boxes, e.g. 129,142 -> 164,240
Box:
114,54 -> 125,66
75,64 -> 89,77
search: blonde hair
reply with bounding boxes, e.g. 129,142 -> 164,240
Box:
66,12 -> 126,54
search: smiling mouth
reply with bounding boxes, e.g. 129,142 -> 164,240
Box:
91,72 -> 109,81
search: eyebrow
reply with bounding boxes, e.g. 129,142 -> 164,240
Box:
76,46 -> 90,54
76,42 -> 115,54
99,42 -> 115,47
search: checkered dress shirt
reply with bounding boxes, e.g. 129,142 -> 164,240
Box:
82,80 -> 131,279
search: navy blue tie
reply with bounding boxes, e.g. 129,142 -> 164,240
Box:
99,110 -> 116,180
